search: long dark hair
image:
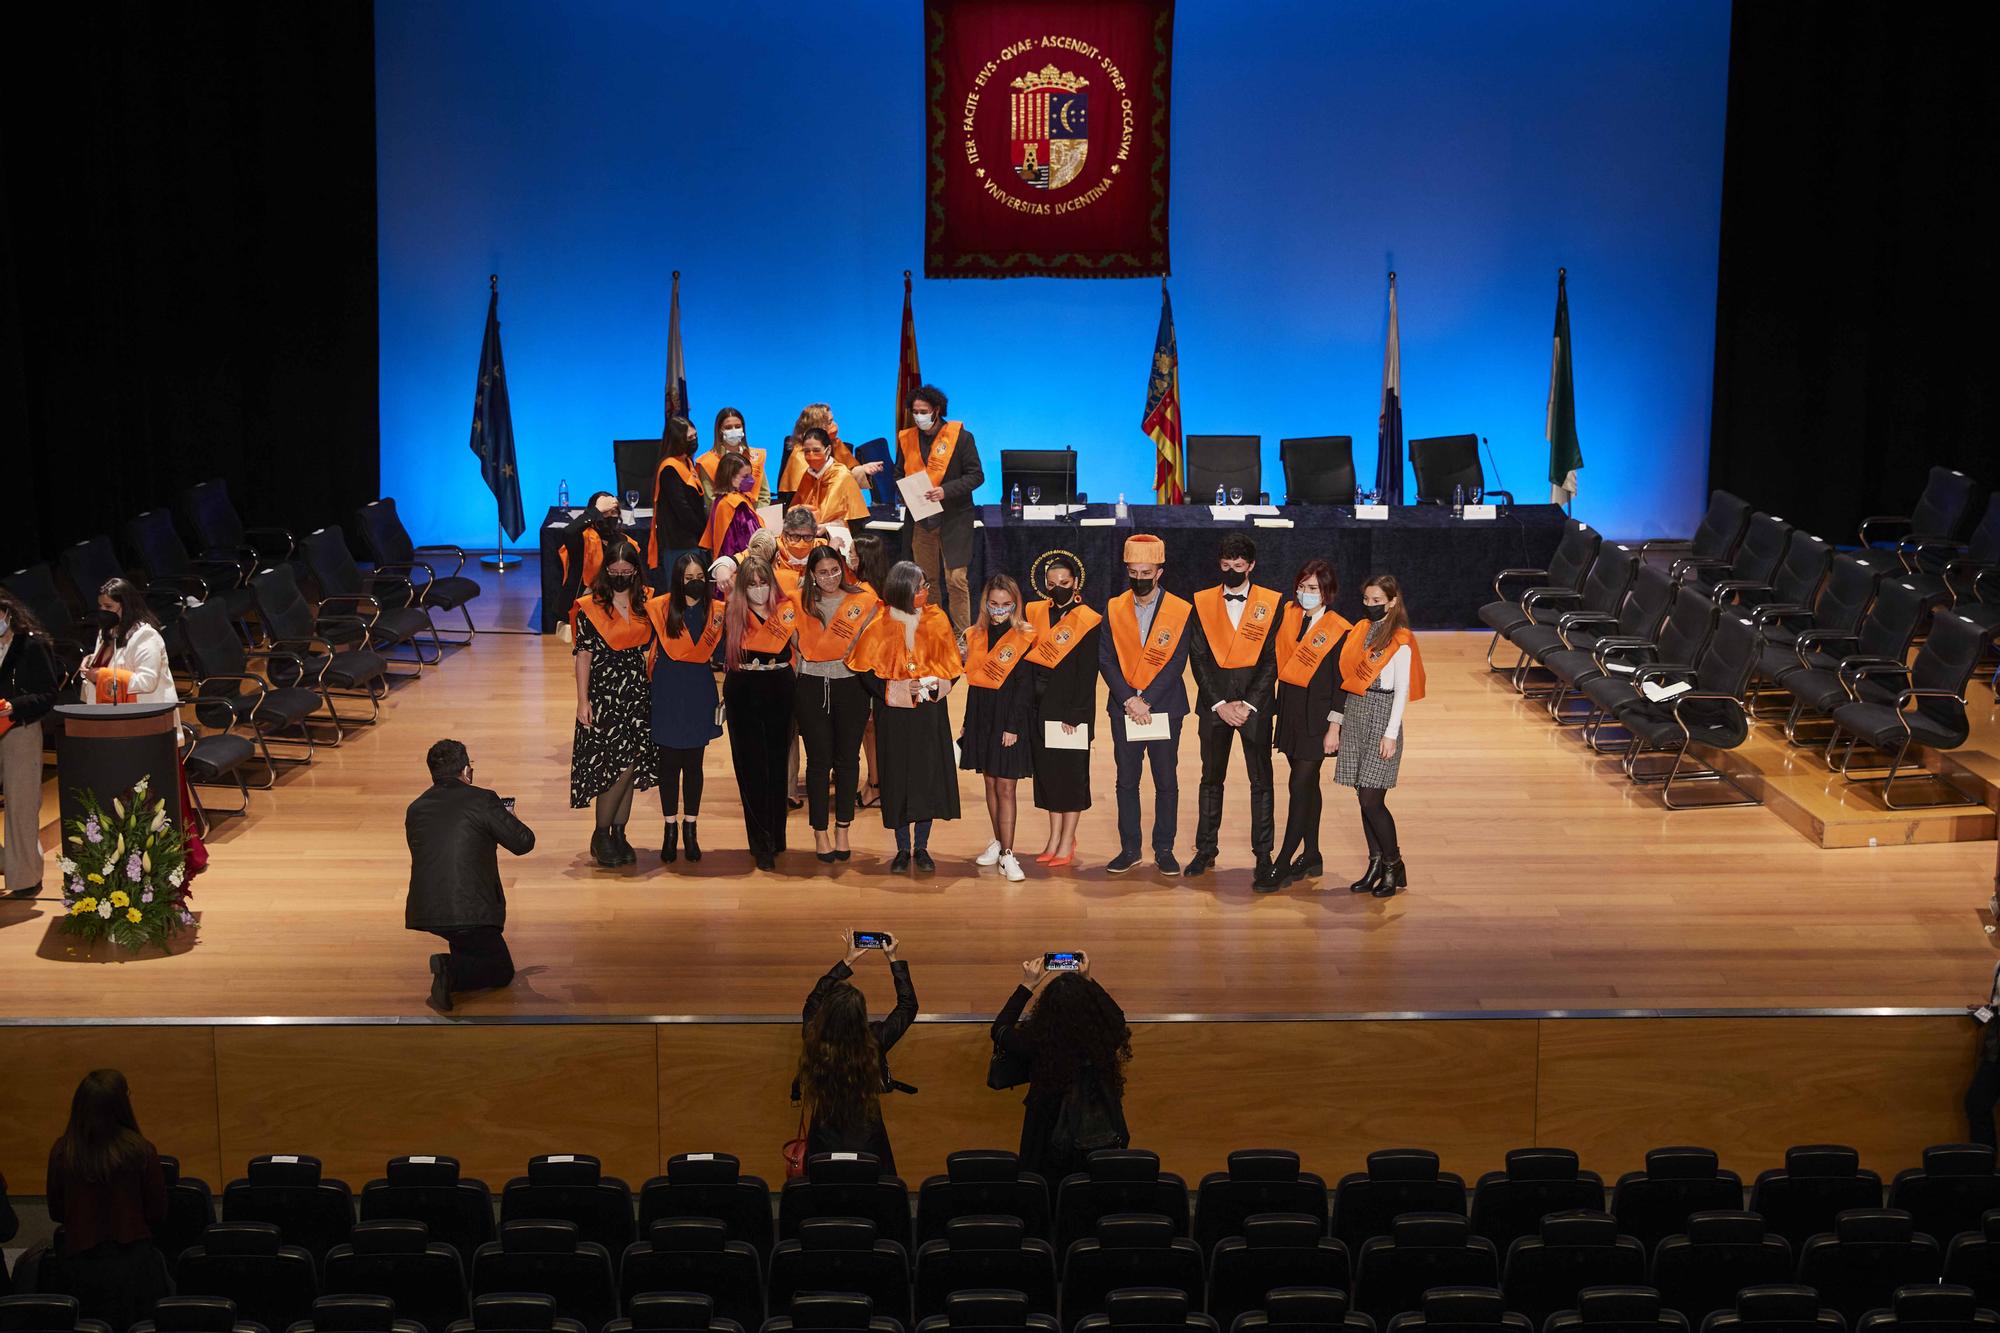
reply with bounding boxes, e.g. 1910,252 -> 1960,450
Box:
0,586 -> 49,641
1024,974 -> 1132,1099
1363,572 -> 1411,641
797,983 -> 882,1135
59,1068 -> 149,1184
849,533 -> 891,597
98,578 -> 160,647
806,545 -> 858,601
881,560 -> 925,615
664,551 -> 709,640
662,417 -> 697,460
589,538 -> 646,610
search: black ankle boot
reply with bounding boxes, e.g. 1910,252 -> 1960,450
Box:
1372,856 -> 1407,897
1348,856 -> 1385,893
661,821 -> 679,863
591,828 -> 619,867
610,824 -> 636,865
682,821 -> 702,862
1283,852 -> 1323,886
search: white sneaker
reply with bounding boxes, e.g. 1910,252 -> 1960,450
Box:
999,852 -> 1026,882
976,839 -> 1003,866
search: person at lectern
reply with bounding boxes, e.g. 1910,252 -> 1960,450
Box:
78,580 -> 175,705
405,738 -> 535,1011
0,587 -> 61,897
899,383 -> 983,633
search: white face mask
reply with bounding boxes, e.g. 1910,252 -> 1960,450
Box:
746,585 -> 770,607
912,411 -> 935,431
722,427 -> 746,447
1296,589 -> 1322,611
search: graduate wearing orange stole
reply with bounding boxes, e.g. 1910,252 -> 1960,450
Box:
721,556 -> 799,871
1023,553 -> 1102,867
1332,574 -> 1426,899
793,547 -> 879,860
645,551 -> 725,865
845,561 -> 963,870
956,575 -> 1037,881
785,427 -> 870,524
1095,534 -> 1192,875
1186,534 -> 1285,884
568,541 -> 658,868
1263,560 -> 1356,893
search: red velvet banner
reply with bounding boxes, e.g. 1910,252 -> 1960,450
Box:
924,0 -> 1174,279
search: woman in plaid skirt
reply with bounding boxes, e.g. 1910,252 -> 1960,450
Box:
1331,574 -> 1426,898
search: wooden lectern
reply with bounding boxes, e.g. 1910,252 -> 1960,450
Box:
54,702 -> 182,828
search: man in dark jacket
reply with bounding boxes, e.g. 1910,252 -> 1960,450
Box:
897,383 -> 984,634
406,738 -> 535,1010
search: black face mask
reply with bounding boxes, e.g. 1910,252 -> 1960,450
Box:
1047,585 -> 1075,606
592,512 -> 621,533
683,579 -> 707,601
606,572 -> 637,593
1362,602 -> 1388,622
1220,568 -> 1248,589
86,608 -> 120,632
1129,576 -> 1156,598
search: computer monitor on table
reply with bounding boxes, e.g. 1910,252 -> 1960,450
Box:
1000,448 -> 1080,506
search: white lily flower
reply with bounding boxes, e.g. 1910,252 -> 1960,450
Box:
143,852 -> 153,873
151,808 -> 168,833
113,798 -> 125,818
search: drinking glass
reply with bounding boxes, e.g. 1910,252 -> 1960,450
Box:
1228,486 -> 1244,506
1027,486 -> 1042,506
1469,484 -> 1483,506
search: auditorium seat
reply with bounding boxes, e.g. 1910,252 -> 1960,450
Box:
1942,1213 -> 2000,1312
222,1158 -> 355,1269
916,1150 -> 1053,1246
2,563 -> 89,676
1470,1151 -> 1606,1258
470,1220 -> 618,1333
617,1217 -> 764,1333
352,499 -> 481,643
1543,1287 -> 1690,1333
1503,544 -> 1638,696
1712,531 -> 1833,613
1058,1214 -> 1205,1333
300,526 -> 442,669
1777,577 -> 1931,744
1749,555 -> 1883,721
778,1154 -> 914,1254
640,1154 -> 777,1263
1609,1149 -> 1746,1254
1382,1288 -> 1530,1333
759,1292 -> 903,1333
176,1222 -> 321,1332
1748,1148 -> 1885,1254
500,1155 -> 637,1257
127,507 -> 259,624
180,712 -> 259,825
913,1215 -> 1058,1322
160,1155 -> 221,1268
1478,521 -> 1602,669
360,1156 -> 496,1266
1497,1212 -> 1646,1330
56,535 -> 127,621
1886,1149 -> 2000,1256
768,1217 -> 913,1331
1859,467 -> 1982,556
181,478 -> 300,576
1853,1286 -> 2000,1333
1541,565 -> 1678,723
1279,437 -> 1357,507
132,1296 -> 272,1333
605,1293 -> 744,1333
1900,493 -> 2000,610
0,1294 -> 114,1333
1794,1210 -> 1943,1328
1576,592 -> 1718,754
1205,1214 -> 1350,1333
1332,1150 -> 1467,1253
1610,611 -> 1764,808
1648,1212 -> 1794,1330
1353,1215 -> 1500,1327
445,1294 -> 587,1333
1226,1286 -> 1376,1333
252,563 -> 389,729
1074,1290 -> 1219,1333
322,1220 -> 468,1333
1640,492 -> 1753,573
1194,1151 -> 1330,1256
1055,1152 -> 1190,1258
1694,1286 -> 1844,1333
282,1294 -> 428,1333
915,1290 -> 1060,1333
1675,513 -> 1793,602
184,600 -> 333,778
1826,615 -> 1988,808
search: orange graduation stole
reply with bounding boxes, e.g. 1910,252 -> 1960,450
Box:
778,439 -> 861,491
963,620 -> 1038,690
700,491 -> 755,556
845,607 -> 964,681
1275,606 -> 1355,687
897,421 -> 961,487
560,524 -> 606,589
1105,591 -> 1192,692
1024,599 -> 1101,668
575,596 -> 655,652
1192,585 -> 1283,669
791,464 -> 869,524
796,590 -> 879,662
739,599 -> 799,656
647,597 -> 724,669
1340,623 -> 1427,700
647,455 -> 699,564
697,446 -> 768,489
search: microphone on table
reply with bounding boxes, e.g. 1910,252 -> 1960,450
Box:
1481,436 -> 1507,509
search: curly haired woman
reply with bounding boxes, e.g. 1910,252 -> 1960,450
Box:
794,931 -> 919,1174
988,953 -> 1132,1180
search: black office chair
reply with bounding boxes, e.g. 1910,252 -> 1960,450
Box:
299,527 -> 441,671
181,478 -> 299,574
1860,466 -> 1982,555
126,508 -> 258,625
1410,436 -> 1511,507
852,438 -> 897,507
614,439 -> 665,511
1185,436 -> 1262,504
1279,438 -> 1356,506
2,564 -> 88,684
1640,491 -> 1754,570
351,499 -> 481,643
1826,614 -> 1989,808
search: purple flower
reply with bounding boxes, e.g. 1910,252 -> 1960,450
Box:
178,909 -> 194,926
84,817 -> 102,844
67,877 -> 83,896
124,853 -> 142,880
141,890 -> 154,904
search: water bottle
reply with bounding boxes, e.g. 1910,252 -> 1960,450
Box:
1115,492 -> 1128,520
557,478 -> 570,508
1010,482 -> 1022,519
1214,483 -> 1228,506
1452,483 -> 1464,519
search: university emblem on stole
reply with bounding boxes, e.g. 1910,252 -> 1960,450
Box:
1251,601 -> 1271,624
1010,64 -> 1089,190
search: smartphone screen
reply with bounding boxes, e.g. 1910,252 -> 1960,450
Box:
501,797 -> 516,813
853,931 -> 891,950
1043,951 -> 1083,971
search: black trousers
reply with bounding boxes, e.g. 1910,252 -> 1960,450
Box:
656,744 -> 706,816
1278,751 -> 1325,862
794,674 -> 869,831
434,926 -> 515,993
1193,713 -> 1276,860
726,668 -> 797,857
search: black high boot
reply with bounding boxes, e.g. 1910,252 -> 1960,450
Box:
1348,857 -> 1385,893
661,821 -> 679,863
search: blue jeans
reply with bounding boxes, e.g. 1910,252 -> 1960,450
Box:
1112,715 -> 1182,857
894,820 -> 934,852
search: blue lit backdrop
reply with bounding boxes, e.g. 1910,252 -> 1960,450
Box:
377,0 -> 1729,545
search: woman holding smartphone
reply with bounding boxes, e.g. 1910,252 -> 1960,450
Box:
1331,573 -> 1425,898
721,555 -> 799,870
647,551 -> 725,864
795,931 -> 917,1174
845,561 -> 962,872
988,952 -> 1132,1182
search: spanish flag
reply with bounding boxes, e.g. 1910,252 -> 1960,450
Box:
1142,279 -> 1185,503
894,270 -> 922,435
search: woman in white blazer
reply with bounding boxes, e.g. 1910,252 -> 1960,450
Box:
79,579 -> 178,705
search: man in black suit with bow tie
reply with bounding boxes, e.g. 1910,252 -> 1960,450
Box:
1185,534 -> 1282,884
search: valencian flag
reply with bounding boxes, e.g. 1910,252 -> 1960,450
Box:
1141,279 -> 1185,503
1547,268 -> 1583,505
662,270 -> 688,429
894,270 -> 922,433
1375,271 -> 1404,505
469,276 -> 524,542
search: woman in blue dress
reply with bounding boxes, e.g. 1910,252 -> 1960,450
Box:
645,551 -> 725,865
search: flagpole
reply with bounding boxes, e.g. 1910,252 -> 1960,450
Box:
479,274 -> 523,571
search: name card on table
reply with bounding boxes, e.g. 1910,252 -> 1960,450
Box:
1208,505 -> 1250,521
1354,504 -> 1389,520
1462,504 -> 1497,521
621,508 -> 653,524
1079,516 -> 1120,527
1021,504 -> 1079,521
864,519 -> 906,532
1253,518 -> 1295,529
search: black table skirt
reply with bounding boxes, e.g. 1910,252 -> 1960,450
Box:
534,503 -> 1567,631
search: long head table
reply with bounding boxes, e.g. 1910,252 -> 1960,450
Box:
534,502 -> 1571,631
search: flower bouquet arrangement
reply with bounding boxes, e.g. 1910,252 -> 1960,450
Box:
58,777 -> 196,951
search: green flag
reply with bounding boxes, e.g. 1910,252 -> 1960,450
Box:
1547,268 -> 1583,505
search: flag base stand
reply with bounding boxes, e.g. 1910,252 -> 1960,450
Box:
479,523 -> 522,571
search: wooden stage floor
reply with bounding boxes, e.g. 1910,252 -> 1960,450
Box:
2,566 -> 1996,1022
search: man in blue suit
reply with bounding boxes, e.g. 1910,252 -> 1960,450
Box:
1098,533 -> 1191,875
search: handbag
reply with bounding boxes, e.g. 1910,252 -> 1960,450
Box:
987,1041 -> 1032,1091
781,1106 -> 810,1179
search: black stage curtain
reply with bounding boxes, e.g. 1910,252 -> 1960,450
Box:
1709,3 -> 1998,542
0,4 -> 378,577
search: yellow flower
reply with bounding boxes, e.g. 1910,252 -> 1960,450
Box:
110,890 -> 130,908
73,897 -> 98,915
127,908 -> 143,924
86,873 -> 104,885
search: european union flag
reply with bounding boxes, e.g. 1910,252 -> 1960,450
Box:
469,278 -> 525,541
